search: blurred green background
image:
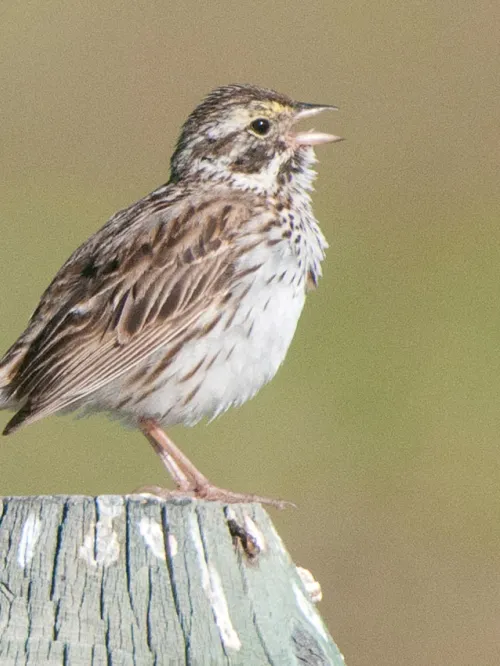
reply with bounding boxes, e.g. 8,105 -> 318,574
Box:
0,1 -> 498,664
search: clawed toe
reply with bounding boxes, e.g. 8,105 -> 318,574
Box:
186,482 -> 294,509
131,483 -> 293,509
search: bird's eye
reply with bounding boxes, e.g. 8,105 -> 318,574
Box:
249,118 -> 271,136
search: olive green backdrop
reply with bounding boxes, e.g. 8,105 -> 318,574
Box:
0,2 -> 498,665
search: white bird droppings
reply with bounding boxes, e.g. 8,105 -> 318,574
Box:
17,513 -> 42,568
190,513 -> 241,651
168,533 -> 178,557
79,497 -> 123,567
139,517 -> 166,560
207,564 -> 241,650
293,581 -> 328,642
243,515 -> 266,553
296,566 -> 322,603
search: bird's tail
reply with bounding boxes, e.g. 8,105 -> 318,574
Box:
0,359 -> 16,411
0,382 -> 12,410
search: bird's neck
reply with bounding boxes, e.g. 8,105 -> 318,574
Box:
175,147 -> 319,199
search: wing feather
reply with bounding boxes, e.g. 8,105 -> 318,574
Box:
4,189 -> 267,432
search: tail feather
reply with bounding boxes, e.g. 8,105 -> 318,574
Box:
0,345 -> 25,415
0,386 -> 12,410
3,405 -> 29,435
0,368 -> 19,424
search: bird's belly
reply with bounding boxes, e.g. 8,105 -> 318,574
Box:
113,274 -> 306,426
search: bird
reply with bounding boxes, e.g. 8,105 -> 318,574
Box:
0,84 -> 342,506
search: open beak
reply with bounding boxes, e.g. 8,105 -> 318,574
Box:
292,103 -> 343,146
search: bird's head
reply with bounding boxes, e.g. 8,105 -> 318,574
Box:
170,84 -> 342,193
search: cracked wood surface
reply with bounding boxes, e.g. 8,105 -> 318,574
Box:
0,495 -> 344,665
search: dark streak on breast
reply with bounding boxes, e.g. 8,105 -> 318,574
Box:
182,382 -> 203,406
178,358 -> 205,383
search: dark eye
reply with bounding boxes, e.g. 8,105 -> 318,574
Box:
250,118 -> 271,136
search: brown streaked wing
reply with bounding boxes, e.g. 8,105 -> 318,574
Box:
5,195 -> 261,431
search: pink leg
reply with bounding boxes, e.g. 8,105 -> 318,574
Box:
137,418 -> 292,509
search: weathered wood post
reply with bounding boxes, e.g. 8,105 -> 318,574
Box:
0,495 -> 345,665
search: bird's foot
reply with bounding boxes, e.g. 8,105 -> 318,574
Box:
137,419 -> 294,509
132,483 -> 294,509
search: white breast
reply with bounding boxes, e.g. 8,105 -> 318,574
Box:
96,160 -> 327,427
130,239 -> 307,426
